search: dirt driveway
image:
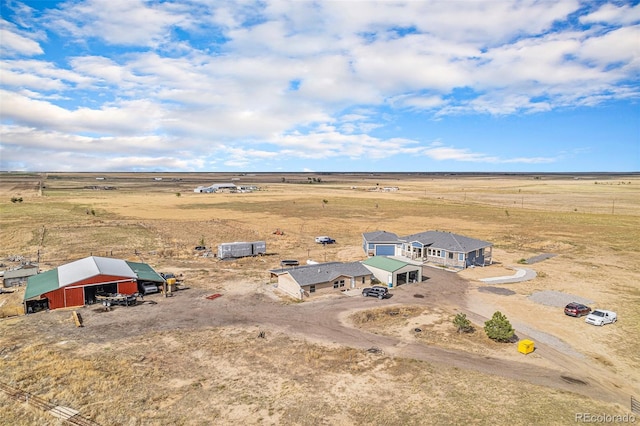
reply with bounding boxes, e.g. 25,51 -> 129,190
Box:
15,266 -> 631,407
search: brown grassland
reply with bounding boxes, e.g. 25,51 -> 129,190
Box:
1,172 -> 639,425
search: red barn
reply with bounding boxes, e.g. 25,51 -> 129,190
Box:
24,256 -> 164,310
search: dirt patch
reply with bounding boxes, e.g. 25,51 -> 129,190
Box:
561,375 -> 588,385
478,286 -> 516,296
525,253 -> 557,264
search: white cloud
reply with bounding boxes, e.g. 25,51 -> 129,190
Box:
0,0 -> 637,172
0,91 -> 165,135
0,26 -> 43,56
580,3 -> 640,26
47,0 -> 196,47
422,144 -> 557,164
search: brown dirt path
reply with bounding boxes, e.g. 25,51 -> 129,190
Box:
12,267 -> 631,406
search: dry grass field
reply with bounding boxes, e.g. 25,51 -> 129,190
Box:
1,172 -> 639,425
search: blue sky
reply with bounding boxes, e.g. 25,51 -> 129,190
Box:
1,0 -> 639,172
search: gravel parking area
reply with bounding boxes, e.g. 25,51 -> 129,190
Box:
528,290 -> 594,307
478,286 -> 516,296
525,253 -> 557,264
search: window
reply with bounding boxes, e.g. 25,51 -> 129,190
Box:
448,252 -> 454,259
362,276 -> 366,284
339,280 -> 345,287
459,253 -> 464,261
309,285 -> 316,293
333,281 -> 339,289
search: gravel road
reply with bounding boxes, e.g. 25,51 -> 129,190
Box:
528,290 -> 595,307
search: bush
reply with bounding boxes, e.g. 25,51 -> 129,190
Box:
453,313 -> 473,333
484,311 -> 514,342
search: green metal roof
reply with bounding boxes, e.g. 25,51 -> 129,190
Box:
24,269 -> 59,300
24,258 -> 165,301
125,261 -> 165,283
362,256 -> 410,272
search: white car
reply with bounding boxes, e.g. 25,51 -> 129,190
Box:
585,309 -> 617,326
315,236 -> 335,244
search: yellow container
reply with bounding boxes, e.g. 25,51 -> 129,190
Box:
518,339 -> 535,354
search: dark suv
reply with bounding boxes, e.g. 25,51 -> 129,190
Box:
362,286 -> 389,299
564,302 -> 591,317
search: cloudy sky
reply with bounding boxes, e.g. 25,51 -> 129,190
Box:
1,0 -> 638,172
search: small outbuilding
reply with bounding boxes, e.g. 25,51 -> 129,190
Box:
361,256 -> 422,287
2,264 -> 39,287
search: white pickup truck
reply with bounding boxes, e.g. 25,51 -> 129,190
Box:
585,309 -> 617,326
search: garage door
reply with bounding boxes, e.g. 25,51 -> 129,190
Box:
375,245 -> 395,256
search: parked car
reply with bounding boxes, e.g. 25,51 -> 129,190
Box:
315,236 -> 336,244
564,302 -> 591,317
585,309 -> 617,326
140,282 -> 159,295
362,286 -> 389,299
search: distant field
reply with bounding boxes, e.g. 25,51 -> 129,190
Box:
1,172 -> 639,425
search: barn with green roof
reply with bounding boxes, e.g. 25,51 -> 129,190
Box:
24,256 -> 164,311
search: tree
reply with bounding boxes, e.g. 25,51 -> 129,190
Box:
453,313 -> 473,333
484,311 -> 514,342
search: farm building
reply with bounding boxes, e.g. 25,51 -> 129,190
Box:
194,183 -> 238,193
362,231 -> 402,256
361,256 -> 422,287
400,231 -> 492,269
271,262 -> 372,300
23,256 -> 164,311
218,241 -> 266,259
2,264 -> 39,287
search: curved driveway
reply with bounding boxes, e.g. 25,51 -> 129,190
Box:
46,267 -> 629,406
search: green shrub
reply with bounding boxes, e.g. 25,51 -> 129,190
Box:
484,311 -> 514,342
453,313 -> 473,333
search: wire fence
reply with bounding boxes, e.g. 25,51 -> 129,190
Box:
0,382 -> 101,426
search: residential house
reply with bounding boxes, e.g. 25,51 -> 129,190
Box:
400,231 -> 492,269
271,262 -> 372,300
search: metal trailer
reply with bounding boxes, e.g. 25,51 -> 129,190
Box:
95,293 -> 138,307
218,241 -> 266,259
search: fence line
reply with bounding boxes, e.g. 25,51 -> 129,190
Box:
0,382 -> 100,426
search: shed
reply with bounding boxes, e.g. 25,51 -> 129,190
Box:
3,264 -> 39,287
24,256 -> 164,311
361,256 -> 422,287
